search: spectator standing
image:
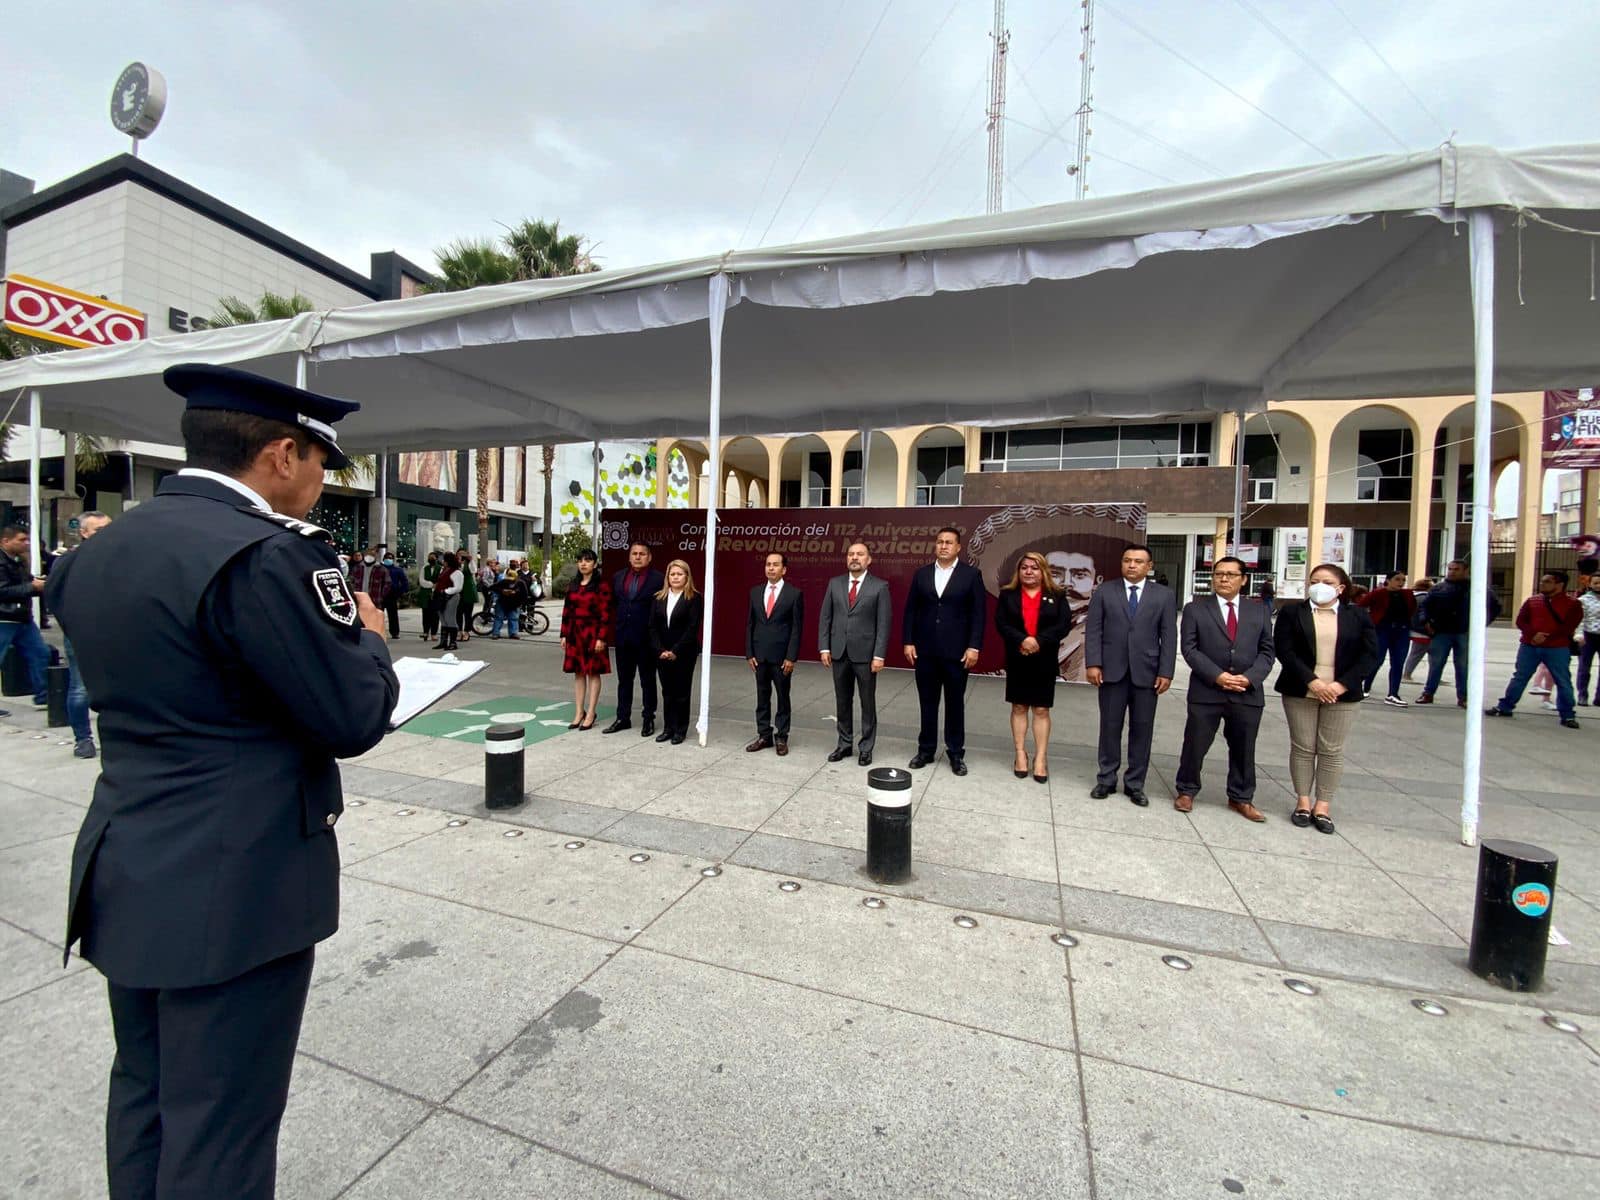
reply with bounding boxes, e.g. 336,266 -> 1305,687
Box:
560,549 -> 612,730
420,551 -> 443,641
1174,557 -> 1276,820
1416,560 -> 1502,707
1359,571 -> 1417,706
903,526 -> 987,776
605,543 -> 665,737
994,551 -> 1070,783
477,557 -> 499,625
60,511 -> 113,756
382,553 -> 407,639
1486,571 -> 1583,728
0,524 -> 49,709
1085,544 -> 1177,807
745,552 -> 804,756
456,552 -> 478,642
1274,563 -> 1380,834
1401,576 -> 1433,682
347,547 -> 392,613
432,552 -> 463,650
1577,575 -> 1600,706
650,559 -> 702,745
491,562 -> 528,639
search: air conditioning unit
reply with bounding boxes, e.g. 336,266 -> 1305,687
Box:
1249,478 -> 1276,502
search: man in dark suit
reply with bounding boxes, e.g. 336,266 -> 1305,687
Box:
604,541 -> 665,737
1174,556 -> 1276,821
818,541 -> 892,766
1085,543 -> 1177,806
46,364 -> 400,1199
903,526 -> 987,775
746,551 -> 805,756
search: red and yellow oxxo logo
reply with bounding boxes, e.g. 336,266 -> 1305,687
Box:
2,275 -> 147,349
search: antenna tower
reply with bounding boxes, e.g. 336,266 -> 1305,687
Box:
984,0 -> 1011,214
1071,0 -> 1096,199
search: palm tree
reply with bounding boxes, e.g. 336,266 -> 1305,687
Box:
206,293 -> 373,489
429,220 -> 600,560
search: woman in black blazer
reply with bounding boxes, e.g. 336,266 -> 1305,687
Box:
994,551 -> 1072,783
1273,563 -> 1380,834
650,559 -> 704,745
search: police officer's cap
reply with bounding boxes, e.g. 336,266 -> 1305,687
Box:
164,363 -> 359,470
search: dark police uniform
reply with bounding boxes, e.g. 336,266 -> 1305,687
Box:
46,364 -> 400,1199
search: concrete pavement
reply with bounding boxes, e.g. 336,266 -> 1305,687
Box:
3,616 -> 1598,1198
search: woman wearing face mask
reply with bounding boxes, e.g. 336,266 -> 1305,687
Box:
433,552 -> 464,651
650,559 -> 703,745
1273,564 -> 1379,834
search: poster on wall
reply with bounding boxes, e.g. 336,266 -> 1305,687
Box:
600,503 -> 1146,681
1544,389 -> 1600,468
397,451 -> 456,492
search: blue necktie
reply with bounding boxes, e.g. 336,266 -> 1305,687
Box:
1127,585 -> 1140,618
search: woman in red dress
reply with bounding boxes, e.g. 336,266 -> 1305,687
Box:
560,549 -> 612,729
995,551 -> 1071,783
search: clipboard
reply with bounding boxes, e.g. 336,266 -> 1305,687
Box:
388,657 -> 489,729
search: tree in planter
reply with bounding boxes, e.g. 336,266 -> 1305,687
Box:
429,220 -> 599,564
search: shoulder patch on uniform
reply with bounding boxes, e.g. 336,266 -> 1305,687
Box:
241,507 -> 332,540
311,568 -> 359,627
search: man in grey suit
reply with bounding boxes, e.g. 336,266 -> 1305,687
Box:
818,542 -> 891,766
1085,544 -> 1177,806
1174,557 -> 1275,821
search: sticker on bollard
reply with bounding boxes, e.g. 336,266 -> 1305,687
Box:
1469,839 -> 1558,992
484,723 -> 525,811
866,767 -> 913,885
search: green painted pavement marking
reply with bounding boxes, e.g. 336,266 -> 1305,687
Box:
400,695 -> 615,744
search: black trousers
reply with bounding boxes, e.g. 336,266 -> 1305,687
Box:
657,653 -> 697,736
614,640 -> 657,723
421,595 -> 440,637
383,596 -> 400,639
754,660 -> 793,739
914,654 -> 969,757
104,947 -> 315,1200
831,658 -> 878,754
1174,698 -> 1262,802
1096,676 -> 1159,791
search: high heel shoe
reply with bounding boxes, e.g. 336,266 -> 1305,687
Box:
577,714 -> 596,731
1013,753 -> 1029,779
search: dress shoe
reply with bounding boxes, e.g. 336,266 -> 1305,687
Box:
1173,793 -> 1194,813
1126,789 -> 1149,807
1089,784 -> 1112,799
858,751 -> 872,766
827,746 -> 853,763
1228,800 -> 1267,823
656,730 -> 673,743
908,753 -> 933,769
948,757 -> 967,776
640,719 -> 655,737
775,740 -> 789,757
74,737 -> 96,759
1562,718 -> 1582,729
671,734 -> 685,745
745,737 -> 773,753
602,719 -> 632,735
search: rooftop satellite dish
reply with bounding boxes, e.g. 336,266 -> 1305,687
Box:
110,63 -> 167,155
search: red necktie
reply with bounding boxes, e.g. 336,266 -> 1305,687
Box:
1226,600 -> 1238,642
765,585 -> 776,617
848,579 -> 859,608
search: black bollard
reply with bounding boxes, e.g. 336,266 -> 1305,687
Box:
866,766 -> 914,884
1468,839 -> 1558,991
0,647 -> 27,697
45,663 -> 69,728
484,723 -> 525,810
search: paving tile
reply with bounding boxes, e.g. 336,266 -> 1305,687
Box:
1082,1057 -> 1598,1200
346,821 -> 701,942
344,1111 -> 660,1199
357,738 -> 488,778
591,811 -> 750,863
0,782 -> 87,851
302,878 -> 615,1101
1053,788 -> 1204,843
277,1055 -> 427,1200
0,918 -> 85,1004
11,758 -> 99,807
1331,821 -> 1484,880
918,770 -> 1056,826
1058,884 -> 1276,961
493,796 -> 630,838
1212,848 -> 1464,945
912,805 -> 1060,883
336,796 -> 452,867
344,730 -> 436,767
0,831 -> 72,944
338,763 -> 430,798
614,734 -> 740,770
1070,933 -> 1600,1152
1310,787 -> 1461,831
760,787 -> 870,851
1184,799 -> 1372,863
451,948 -> 1090,1199
638,773 -> 799,831
534,762 -> 692,811
638,865 -> 1074,1046
700,744 -> 827,788
1057,826 -> 1247,913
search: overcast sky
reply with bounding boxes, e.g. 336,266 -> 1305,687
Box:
5,0 -> 1595,276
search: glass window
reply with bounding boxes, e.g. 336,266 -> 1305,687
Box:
1243,434 -> 1278,478
915,447 -> 965,504
805,451 -> 831,507
840,450 -> 863,507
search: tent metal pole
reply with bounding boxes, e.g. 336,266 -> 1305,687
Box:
1231,409 -> 1245,553
695,274 -> 730,747
28,389 -> 42,617
378,449 -> 388,546
295,353 -> 308,389
591,441 -> 600,546
1461,209 -> 1495,847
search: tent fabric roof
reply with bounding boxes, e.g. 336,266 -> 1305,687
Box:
3,143 -> 1597,451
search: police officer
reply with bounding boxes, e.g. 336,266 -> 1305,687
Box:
47,363 -> 401,1199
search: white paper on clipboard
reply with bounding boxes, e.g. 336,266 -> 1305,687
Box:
388,657 -> 489,729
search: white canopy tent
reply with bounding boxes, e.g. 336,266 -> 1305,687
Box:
4,142 -> 1599,844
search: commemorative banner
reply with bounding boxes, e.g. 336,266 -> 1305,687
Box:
600,503 -> 1146,680
1544,388 -> 1600,469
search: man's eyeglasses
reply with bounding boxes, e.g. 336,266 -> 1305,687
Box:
1212,570 -> 1244,578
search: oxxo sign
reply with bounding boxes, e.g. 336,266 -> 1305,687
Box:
2,274 -> 147,349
